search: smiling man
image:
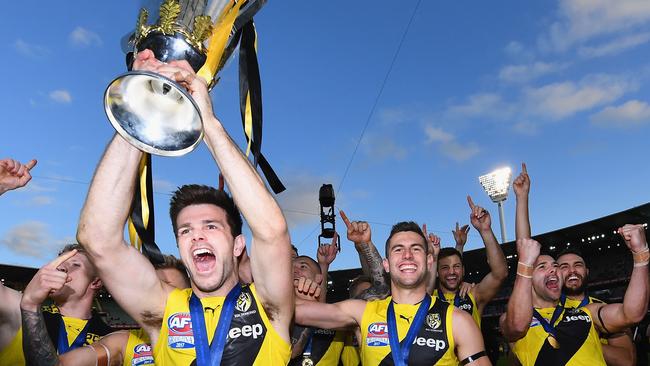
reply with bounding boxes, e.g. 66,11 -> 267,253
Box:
76,50 -> 293,365
295,221 -> 490,366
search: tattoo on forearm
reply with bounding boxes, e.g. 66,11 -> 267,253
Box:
21,308 -> 58,366
356,243 -> 389,297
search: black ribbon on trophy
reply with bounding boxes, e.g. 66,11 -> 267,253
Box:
104,0 -> 285,263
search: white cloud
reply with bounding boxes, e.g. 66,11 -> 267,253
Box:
512,121 -> 539,136
49,90 -> 72,103
590,100 -> 650,127
153,179 -> 177,194
424,126 -> 454,143
578,32 -> 650,58
275,174 -> 328,228
13,39 -> 49,58
1,221 -> 59,258
524,74 -> 637,120
423,125 -> 479,162
498,62 -> 569,83
361,135 -> 408,160
446,93 -> 514,120
69,27 -> 102,47
539,0 -> 650,52
378,108 -> 411,125
27,196 -> 54,206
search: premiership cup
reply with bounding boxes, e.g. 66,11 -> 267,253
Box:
104,0 -> 265,156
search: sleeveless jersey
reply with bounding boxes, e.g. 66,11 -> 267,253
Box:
513,306 -> 606,366
564,296 -> 609,345
289,326 -> 345,366
0,305 -> 113,366
123,328 -> 154,366
360,296 -> 458,365
154,283 -> 290,365
433,289 -> 481,327
338,332 -> 360,366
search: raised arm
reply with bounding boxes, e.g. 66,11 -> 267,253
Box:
453,222 -> 470,254
0,158 -> 36,196
467,196 -> 507,309
340,210 -> 389,298
589,224 -> 649,334
151,57 -> 293,333
316,234 -> 339,303
76,51 -> 171,338
500,238 -> 540,342
422,224 -> 441,295
513,163 -> 531,240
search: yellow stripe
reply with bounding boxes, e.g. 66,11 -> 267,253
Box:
197,0 -> 245,84
139,155 -> 150,230
244,92 -> 253,157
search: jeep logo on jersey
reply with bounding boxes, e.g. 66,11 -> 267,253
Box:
228,323 -> 264,339
459,303 -> 472,311
366,322 -> 389,347
413,337 -> 446,351
236,292 -> 252,312
426,313 -> 441,330
168,313 -> 193,335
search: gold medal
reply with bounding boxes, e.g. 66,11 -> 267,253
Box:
302,357 -> 314,366
547,334 -> 560,349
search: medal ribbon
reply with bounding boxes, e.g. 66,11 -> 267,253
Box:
57,317 -> 90,354
387,295 -> 431,366
532,297 -> 566,341
189,284 -> 242,366
560,292 -> 589,308
437,289 -> 461,307
302,329 -> 314,362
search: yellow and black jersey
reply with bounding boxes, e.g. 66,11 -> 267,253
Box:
513,306 -> 606,366
0,305 -> 113,366
564,295 -> 603,309
360,296 -> 458,365
433,289 -> 481,327
338,332 -> 360,366
289,326 -> 345,366
123,328 -> 153,366
153,283 -> 290,365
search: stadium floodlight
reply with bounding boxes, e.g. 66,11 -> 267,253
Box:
479,167 -> 512,243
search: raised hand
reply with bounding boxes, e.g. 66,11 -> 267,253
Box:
452,222 -> 470,248
467,195 -> 491,232
516,238 -> 541,266
317,233 -> 338,266
340,210 -> 371,244
618,224 -> 648,253
422,224 -> 441,259
0,158 -> 37,195
294,274 -> 323,301
20,250 -> 77,311
512,162 -> 530,199
459,282 -> 476,299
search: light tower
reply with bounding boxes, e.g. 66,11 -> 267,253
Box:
479,167 -> 512,243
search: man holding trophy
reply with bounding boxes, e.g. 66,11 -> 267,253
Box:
77,0 -> 293,365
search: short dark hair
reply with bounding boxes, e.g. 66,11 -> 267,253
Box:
153,254 -> 187,273
385,221 -> 427,257
58,243 -> 86,256
291,245 -> 298,256
557,247 -> 587,265
169,185 -> 243,238
294,255 -> 321,274
349,274 -> 372,298
438,247 -> 463,265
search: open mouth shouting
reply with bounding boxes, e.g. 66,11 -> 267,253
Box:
192,247 -> 216,273
545,275 -> 560,291
566,274 -> 582,287
398,262 -> 418,274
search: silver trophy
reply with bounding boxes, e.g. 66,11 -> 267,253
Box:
104,0 -> 265,156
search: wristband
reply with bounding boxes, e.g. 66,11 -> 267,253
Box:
633,247 -> 650,267
517,262 -> 533,278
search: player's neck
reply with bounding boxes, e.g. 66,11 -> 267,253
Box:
56,297 -> 93,319
191,274 -> 240,299
567,292 -> 586,301
391,285 -> 428,304
439,286 -> 457,295
532,293 -> 559,309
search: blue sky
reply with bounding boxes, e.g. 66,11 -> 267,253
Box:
2,0 -> 650,271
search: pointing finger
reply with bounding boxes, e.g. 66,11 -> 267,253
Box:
339,210 -> 351,228
521,162 -> 527,174
467,195 -> 475,209
25,159 -> 37,170
47,249 -> 78,270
